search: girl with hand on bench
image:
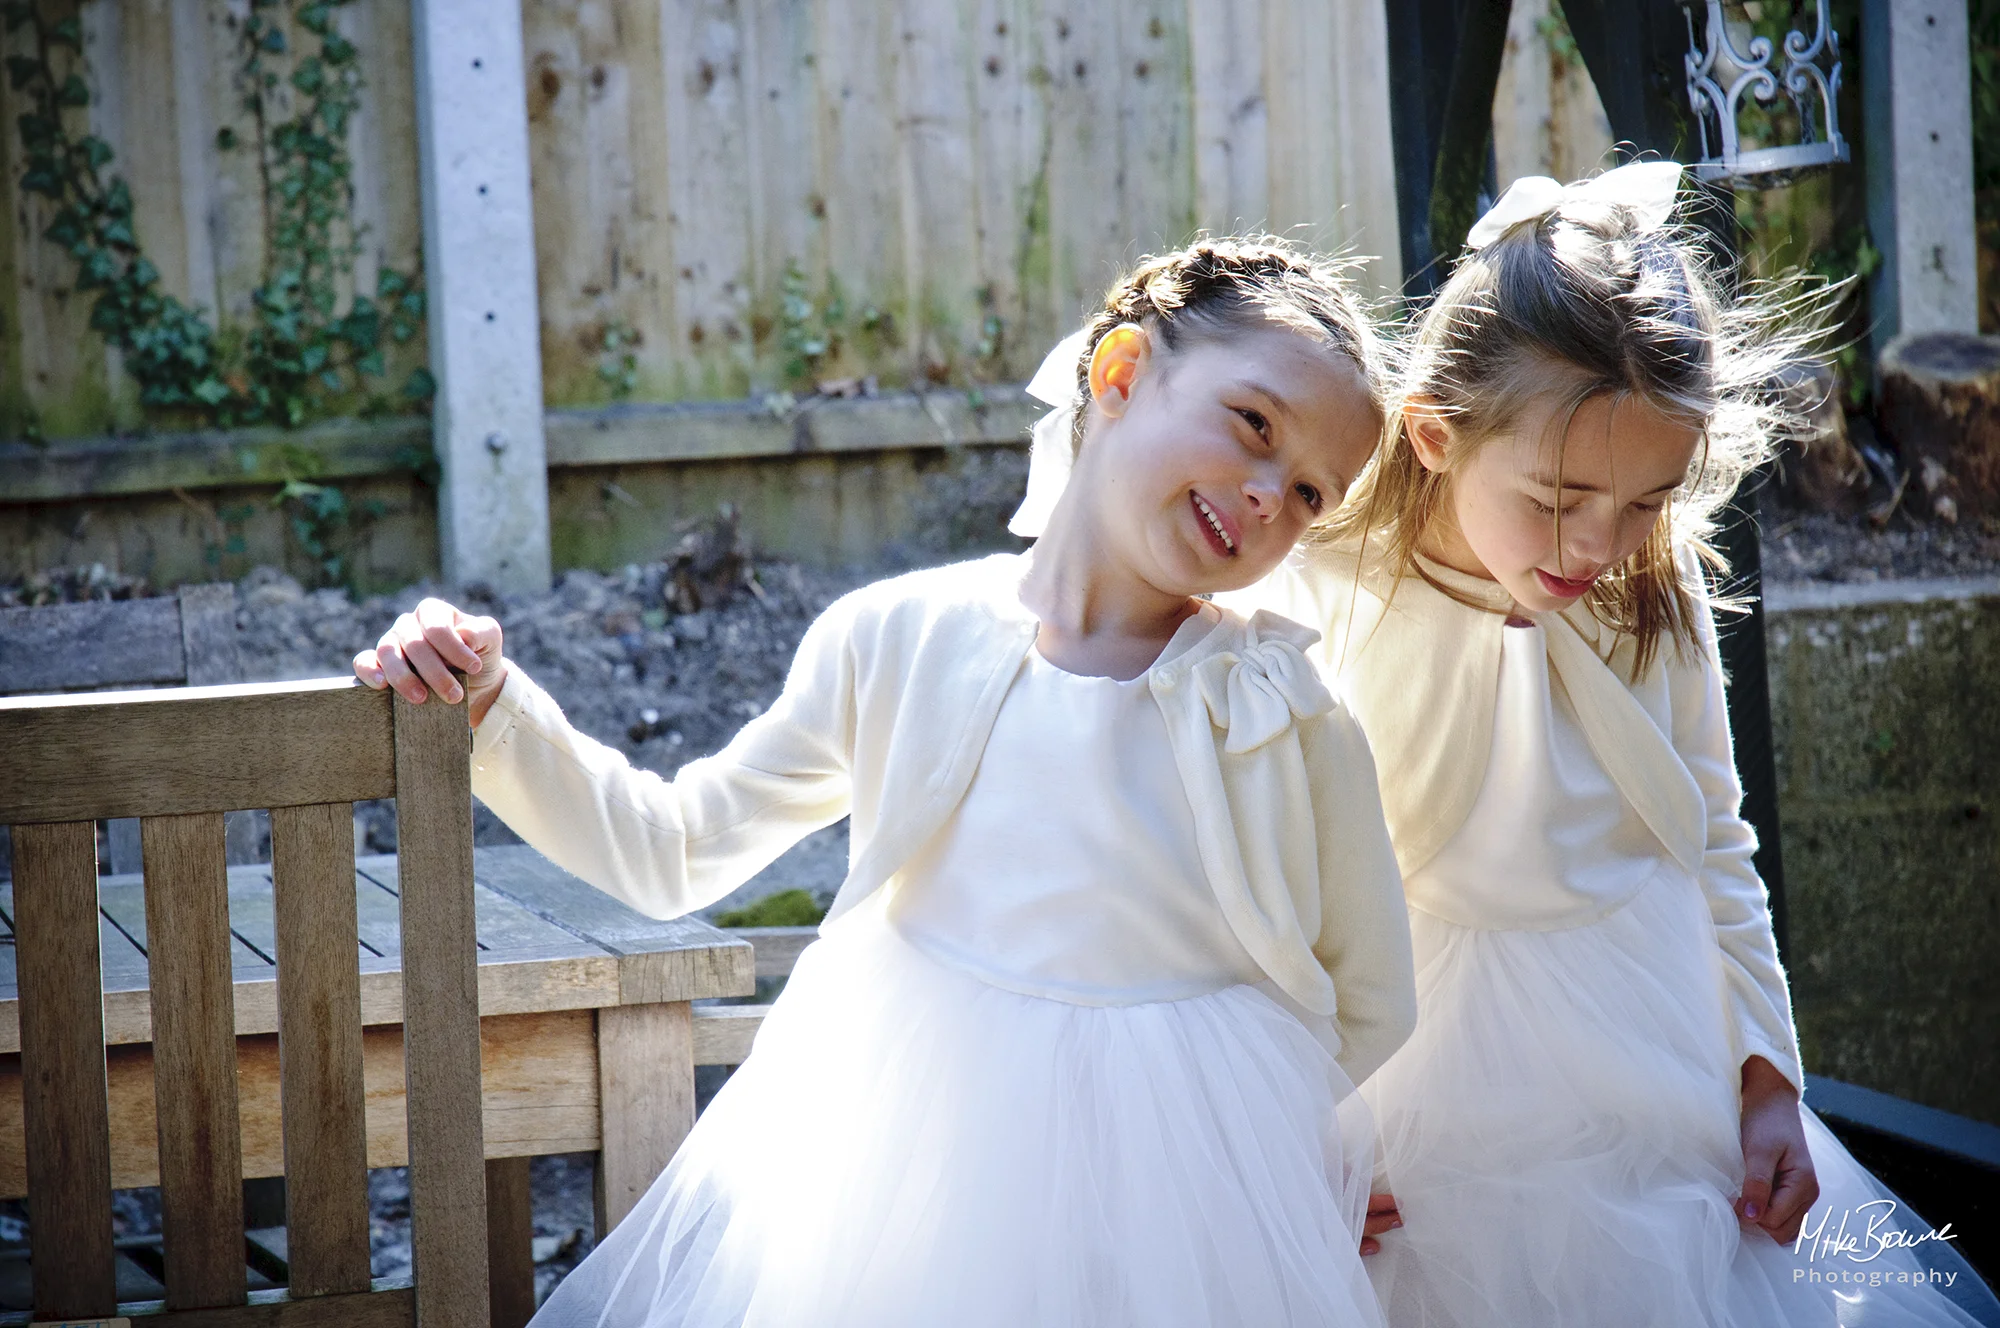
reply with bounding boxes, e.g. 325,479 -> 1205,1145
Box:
356,237 -> 1417,1328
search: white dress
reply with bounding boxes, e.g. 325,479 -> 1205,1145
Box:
1362,621 -> 1999,1328
530,607 -> 1388,1328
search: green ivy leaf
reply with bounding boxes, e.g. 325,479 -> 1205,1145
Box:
291,58 -> 324,95
323,34 -> 356,65
49,18 -> 81,49
79,135 -> 114,169
261,26 -> 287,53
355,350 -> 385,376
5,56 -> 39,91
19,169 -> 60,198
101,219 -> 136,248
299,3 -> 333,34
215,126 -> 238,151
1,5 -> 34,34
192,377 -> 233,405
104,179 -> 132,217
57,75 -> 89,107
402,367 -> 436,400
130,257 -> 159,287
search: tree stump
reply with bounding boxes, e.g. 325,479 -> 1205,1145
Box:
1877,332 -> 2000,524
1771,361 -> 1869,513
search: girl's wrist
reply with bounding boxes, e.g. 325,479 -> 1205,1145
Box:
1741,1054 -> 1796,1103
468,661 -> 509,730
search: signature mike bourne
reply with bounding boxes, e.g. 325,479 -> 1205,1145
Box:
1793,1199 -> 1965,1289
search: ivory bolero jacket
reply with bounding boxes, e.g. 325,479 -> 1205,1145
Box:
1234,544 -> 1805,1091
468,553 -> 1420,1087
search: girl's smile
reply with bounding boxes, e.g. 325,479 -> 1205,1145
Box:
1191,490 -> 1240,556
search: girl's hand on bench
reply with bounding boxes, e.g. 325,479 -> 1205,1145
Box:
354,597 -> 507,728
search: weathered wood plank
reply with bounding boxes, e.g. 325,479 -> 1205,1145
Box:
896,0 -> 984,377
0,419 -> 431,503
269,802 -> 371,1299
391,688 -> 489,1326
141,812 -> 248,1311
98,874 -> 269,978
0,678 -> 395,823
78,1280 -> 417,1327
1112,0 -> 1195,255
522,0 -> 611,406
691,1002 -> 768,1066
484,1156 -> 535,1328
968,0 -> 1056,379
12,819 -> 116,1320
660,0 -> 756,395
0,597 -> 186,695
730,925 -> 818,979
356,853 -> 599,960
0,1008 -> 603,1197
596,1001 -> 695,1234
1188,0 -> 1269,233
472,845 -> 754,1002
815,0 -> 908,369
350,855 -> 410,958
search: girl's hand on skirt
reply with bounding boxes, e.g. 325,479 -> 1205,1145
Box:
1736,1055 -> 1819,1244
1359,1191 -> 1402,1255
355,597 -> 507,728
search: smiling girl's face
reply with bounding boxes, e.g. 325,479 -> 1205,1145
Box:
1070,322 -> 1380,598
1410,391 -> 1702,614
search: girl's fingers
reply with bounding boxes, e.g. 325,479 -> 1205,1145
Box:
401,634 -> 463,704
416,599 -> 483,672
1762,1162 -> 1819,1243
374,637 -> 428,704
353,649 -> 387,689
1359,1237 -> 1381,1256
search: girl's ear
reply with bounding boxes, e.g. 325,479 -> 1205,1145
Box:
1088,323 -> 1150,417
1404,398 -> 1455,474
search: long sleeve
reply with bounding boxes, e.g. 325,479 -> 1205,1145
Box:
469,594 -> 859,920
1301,703 -> 1419,1087
1670,592 -> 1804,1092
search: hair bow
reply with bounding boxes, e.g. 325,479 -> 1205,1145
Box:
1007,328 -> 1092,539
1464,159 -> 1684,251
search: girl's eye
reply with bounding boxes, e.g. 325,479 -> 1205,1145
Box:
1632,500 -> 1666,515
1236,407 -> 1270,438
1295,482 -> 1323,512
1525,496 -> 1557,516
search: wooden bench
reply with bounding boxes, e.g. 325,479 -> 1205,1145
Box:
0,584 -> 253,875
0,677 -> 749,1327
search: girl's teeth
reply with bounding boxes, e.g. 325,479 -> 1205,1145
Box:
1194,495 -> 1233,551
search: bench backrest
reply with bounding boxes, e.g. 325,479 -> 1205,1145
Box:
0,678 -> 486,1327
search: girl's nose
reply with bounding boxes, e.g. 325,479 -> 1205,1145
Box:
1561,513 -> 1615,569
1242,472 -> 1284,522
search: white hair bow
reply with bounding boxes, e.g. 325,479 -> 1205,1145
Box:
1006,327 -> 1093,538
1464,159 -> 1684,251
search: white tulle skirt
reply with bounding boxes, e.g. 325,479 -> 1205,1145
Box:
1363,864 -> 1999,1328
530,905 -> 1385,1328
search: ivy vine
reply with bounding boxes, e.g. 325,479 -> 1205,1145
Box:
3,0 -> 433,432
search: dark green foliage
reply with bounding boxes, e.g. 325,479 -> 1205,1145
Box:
714,889 -> 828,929
5,0 -> 430,432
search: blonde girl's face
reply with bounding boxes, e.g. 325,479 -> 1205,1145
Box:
1077,323 -> 1380,597
1412,392 -> 1702,614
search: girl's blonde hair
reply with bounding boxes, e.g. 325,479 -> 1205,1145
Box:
1068,235 -> 1390,471
1325,184 -> 1828,675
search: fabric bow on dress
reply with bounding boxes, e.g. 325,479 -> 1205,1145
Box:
1193,630 -> 1337,755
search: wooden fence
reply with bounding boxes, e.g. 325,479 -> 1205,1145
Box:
0,0 -> 1408,443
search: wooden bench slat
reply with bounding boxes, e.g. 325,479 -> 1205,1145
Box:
12,820 -> 117,1319
271,802 -> 372,1298
141,812 -> 248,1310
597,1001 -> 695,1233
349,860 -> 408,958
100,875 -> 270,978
731,925 -> 820,980
0,679 -> 395,823
392,691 -> 490,1328
691,1003 -> 771,1067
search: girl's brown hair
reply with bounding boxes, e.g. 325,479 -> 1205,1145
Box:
1066,235 -> 1389,471
1325,181 -> 1829,675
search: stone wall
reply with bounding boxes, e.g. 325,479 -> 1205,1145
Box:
1768,578 -> 2000,1126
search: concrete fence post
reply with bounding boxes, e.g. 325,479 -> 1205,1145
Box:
1864,0 -> 1980,351
410,0 -> 552,592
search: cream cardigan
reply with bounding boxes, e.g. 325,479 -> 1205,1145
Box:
1234,544 -> 1805,1091
468,553 -> 1419,1087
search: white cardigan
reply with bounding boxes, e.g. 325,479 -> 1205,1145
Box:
1235,544 -> 1805,1092
468,553 -> 1419,1087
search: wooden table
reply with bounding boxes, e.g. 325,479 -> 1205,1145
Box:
0,842 -> 754,1317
